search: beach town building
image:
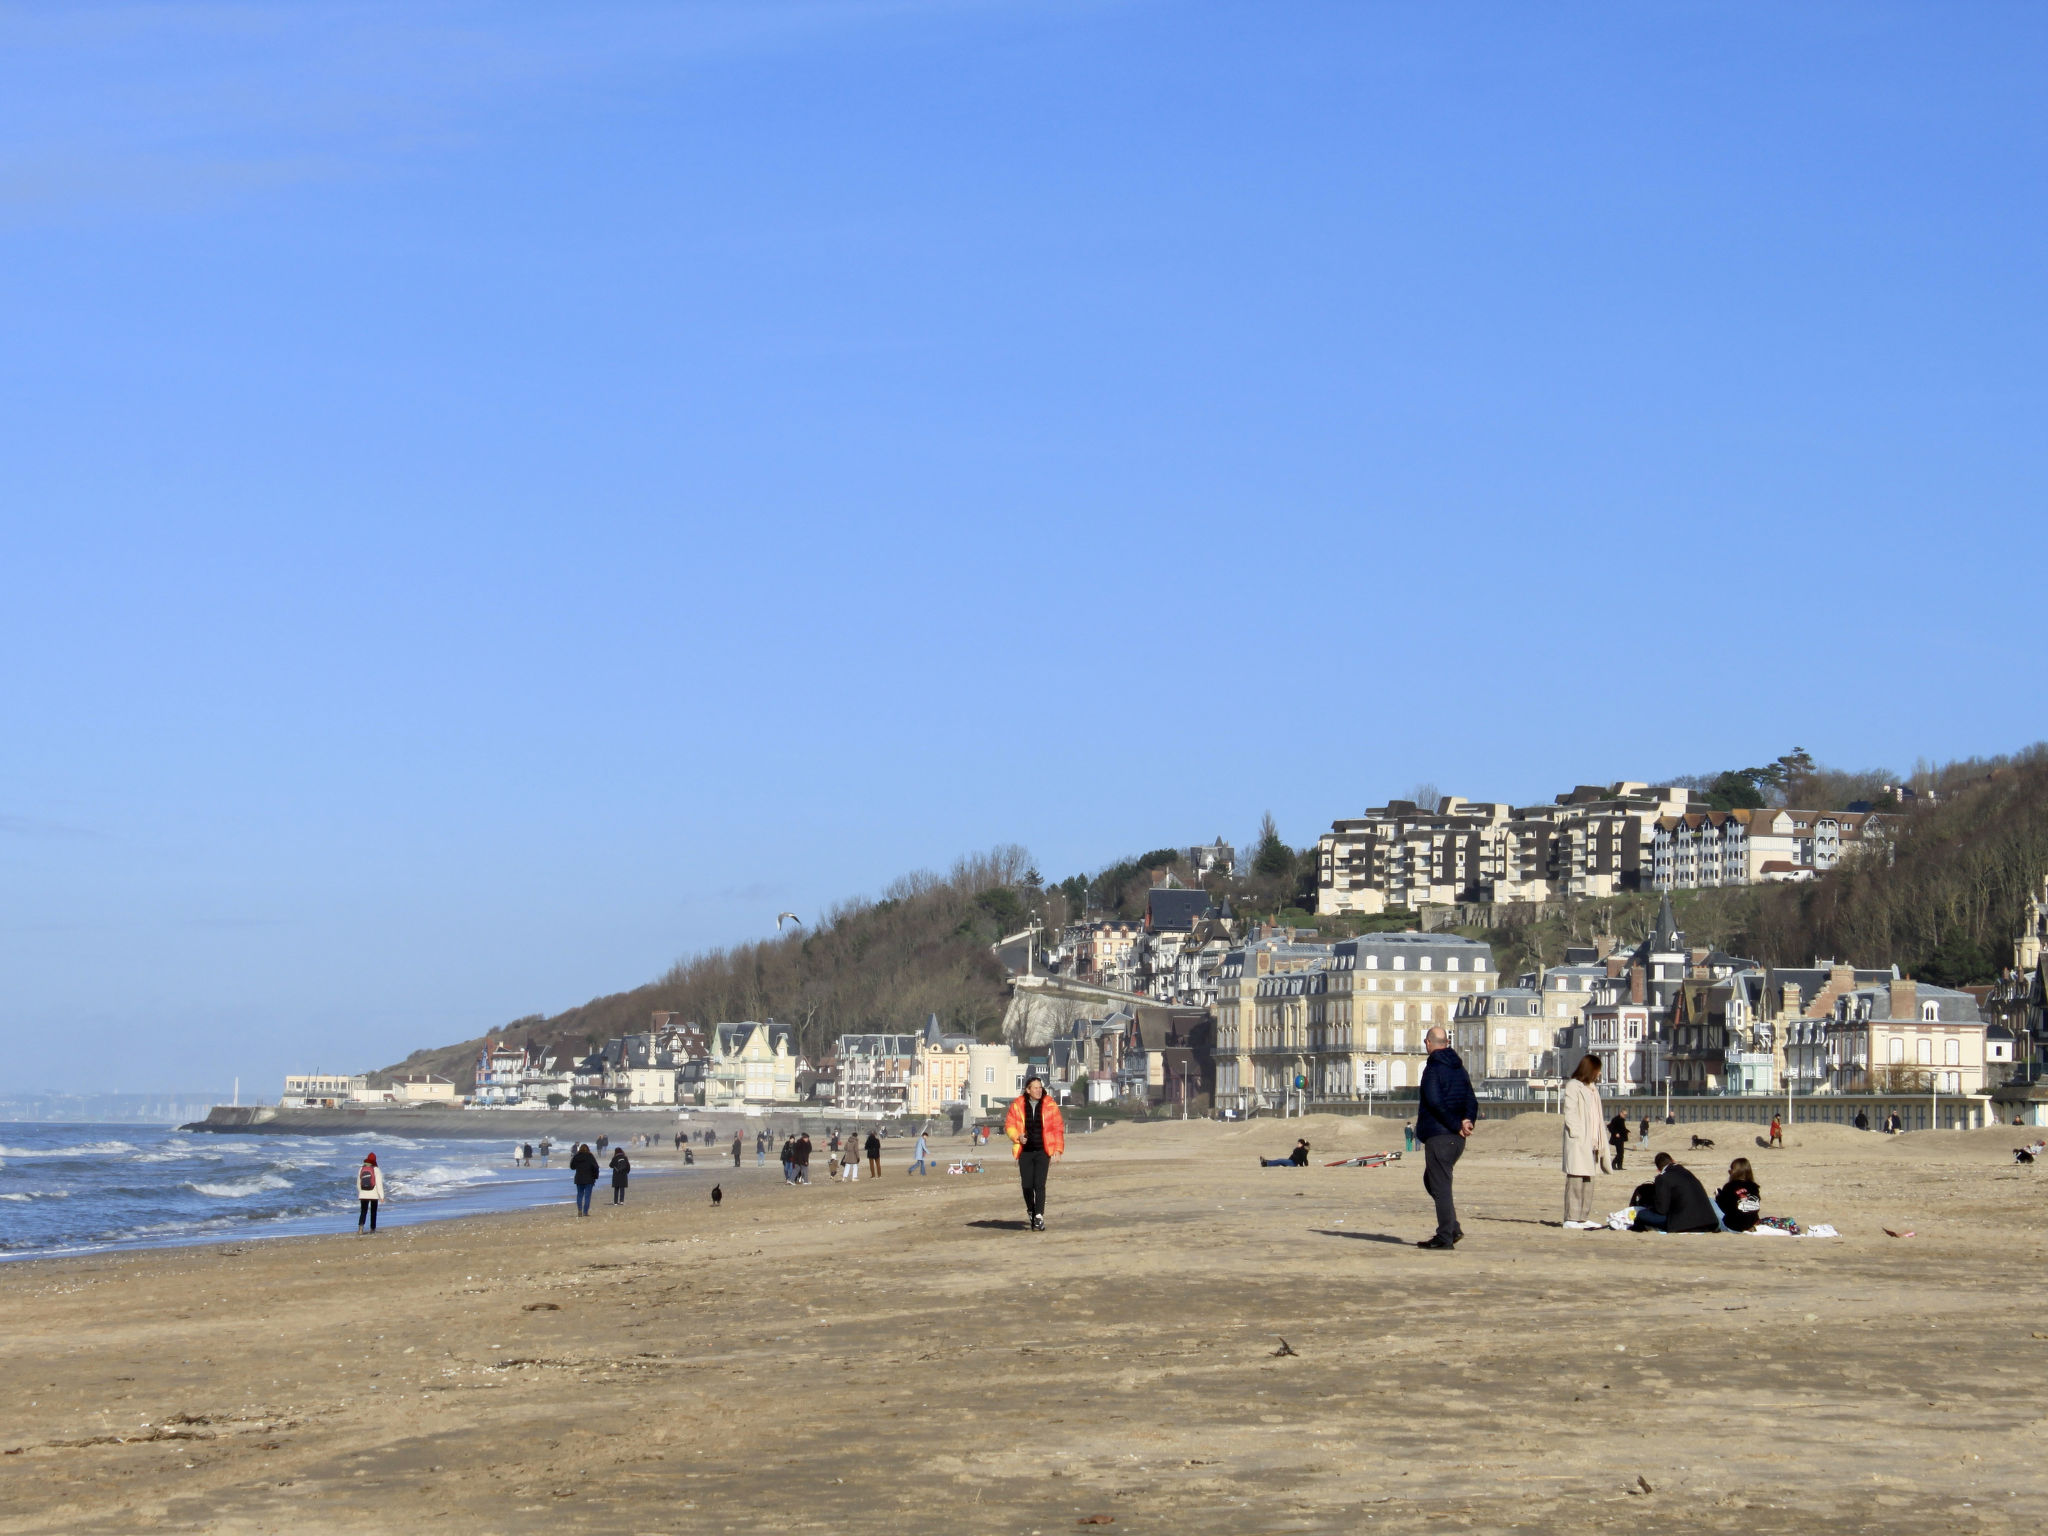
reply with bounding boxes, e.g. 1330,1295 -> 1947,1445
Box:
1562,978 -> 1662,1097
1738,808 -> 1893,882
1648,811 -> 1750,890
703,1022 -> 802,1109
1314,785 -> 1702,915
1219,931 -> 1496,1112
281,1073 -> 368,1108
1212,931 -> 1333,1113
966,1039 -> 1026,1116
1115,1007 -> 1212,1110
834,1033 -> 917,1116
1451,987 -> 1547,1082
471,1042 -> 536,1107
389,1074 -> 457,1103
1045,1006 -> 1134,1104
1823,978 -> 1990,1096
907,1014 -> 976,1118
1068,918 -> 1144,990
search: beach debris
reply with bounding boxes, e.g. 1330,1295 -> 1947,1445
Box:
523,1302 -> 560,1311
1272,1338 -> 1299,1358
1882,1228 -> 1916,1239
1078,1517 -> 1115,1525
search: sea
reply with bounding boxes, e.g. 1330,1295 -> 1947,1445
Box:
0,1122 -> 672,1260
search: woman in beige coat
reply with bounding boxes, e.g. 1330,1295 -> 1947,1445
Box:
1560,1055 -> 1610,1227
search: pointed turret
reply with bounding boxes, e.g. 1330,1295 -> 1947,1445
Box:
1653,889 -> 1681,952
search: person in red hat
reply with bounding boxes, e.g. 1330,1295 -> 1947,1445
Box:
355,1152 -> 386,1234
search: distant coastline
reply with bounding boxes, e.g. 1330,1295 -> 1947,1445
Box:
180,1103 -> 847,1139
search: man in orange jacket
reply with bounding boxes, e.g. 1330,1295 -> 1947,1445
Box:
1001,1072 -> 1066,1231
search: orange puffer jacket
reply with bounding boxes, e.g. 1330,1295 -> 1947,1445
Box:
1001,1093 -> 1066,1158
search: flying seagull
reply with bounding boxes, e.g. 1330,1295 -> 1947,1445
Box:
776,912 -> 803,931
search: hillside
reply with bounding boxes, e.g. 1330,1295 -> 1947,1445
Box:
378,746 -> 2048,1092
375,848 -> 1037,1091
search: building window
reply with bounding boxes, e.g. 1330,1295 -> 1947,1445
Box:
1945,1038 -> 1960,1066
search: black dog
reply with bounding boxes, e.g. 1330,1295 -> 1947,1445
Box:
2016,1150 -> 2035,1165
1690,1134 -> 1715,1150
711,1183 -> 723,1207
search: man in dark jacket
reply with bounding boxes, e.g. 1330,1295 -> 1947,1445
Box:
569,1143 -> 600,1217
864,1131 -> 883,1179
1632,1152 -> 1720,1233
1414,1027 -> 1477,1250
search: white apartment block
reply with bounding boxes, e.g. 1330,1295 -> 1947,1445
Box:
1317,784 -> 1699,914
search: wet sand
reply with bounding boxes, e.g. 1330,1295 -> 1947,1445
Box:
3,1117 -> 2045,1534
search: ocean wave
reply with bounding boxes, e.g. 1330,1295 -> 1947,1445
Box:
0,1140 -> 138,1158
187,1174 -> 293,1199
387,1162 -> 495,1198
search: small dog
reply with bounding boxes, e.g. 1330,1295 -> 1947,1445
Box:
2015,1149 -> 2035,1165
1690,1134 -> 1716,1150
711,1183 -> 723,1207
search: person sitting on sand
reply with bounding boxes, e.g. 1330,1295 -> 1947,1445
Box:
1262,1139 -> 1310,1169
1714,1157 -> 1762,1233
1632,1152 -> 1720,1233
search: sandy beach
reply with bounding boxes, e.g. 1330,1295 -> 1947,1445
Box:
2,1115 -> 2045,1535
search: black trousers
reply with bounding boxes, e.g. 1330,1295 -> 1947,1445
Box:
1018,1149 -> 1050,1218
1421,1134 -> 1464,1243
358,1199 -> 377,1231
1611,1140 -> 1626,1171
612,1181 -> 627,1203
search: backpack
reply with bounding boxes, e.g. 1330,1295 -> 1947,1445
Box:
359,1167 -> 376,1192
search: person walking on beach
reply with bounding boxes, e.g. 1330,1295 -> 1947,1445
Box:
609,1146 -> 631,1204
732,1133 -> 743,1168
910,1128 -> 931,1176
570,1142 -> 600,1216
1561,1055 -> 1610,1228
1639,1116 -> 1650,1148
794,1133 -> 812,1185
1414,1026 -> 1476,1250
1606,1111 -> 1629,1172
355,1152 -> 386,1234
1002,1072 -> 1065,1230
865,1130 -> 882,1179
756,1131 -> 767,1166
1768,1115 -> 1784,1148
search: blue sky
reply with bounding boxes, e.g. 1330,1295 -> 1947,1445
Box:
3,2 -> 2043,1094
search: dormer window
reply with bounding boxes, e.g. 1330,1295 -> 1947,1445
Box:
1393,956 -> 1406,971
1922,1002 -> 1938,1022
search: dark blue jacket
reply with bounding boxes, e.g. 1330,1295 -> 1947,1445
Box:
1414,1046 -> 1477,1143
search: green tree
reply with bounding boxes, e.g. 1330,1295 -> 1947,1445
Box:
1252,812 -> 1293,878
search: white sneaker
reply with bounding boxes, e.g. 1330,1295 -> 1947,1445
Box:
1562,1219 -> 1590,1229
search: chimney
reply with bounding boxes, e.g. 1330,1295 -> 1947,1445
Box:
1629,962 -> 1646,1006
1606,954 -> 1626,980
1781,982 -> 1803,1020
1593,936 -> 1614,962
1891,978 -> 1918,1022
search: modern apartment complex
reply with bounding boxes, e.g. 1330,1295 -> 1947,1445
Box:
1317,784 -> 1898,912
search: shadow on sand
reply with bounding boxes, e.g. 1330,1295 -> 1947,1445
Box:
967,1219 -> 1031,1231
1311,1228 -> 1409,1245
